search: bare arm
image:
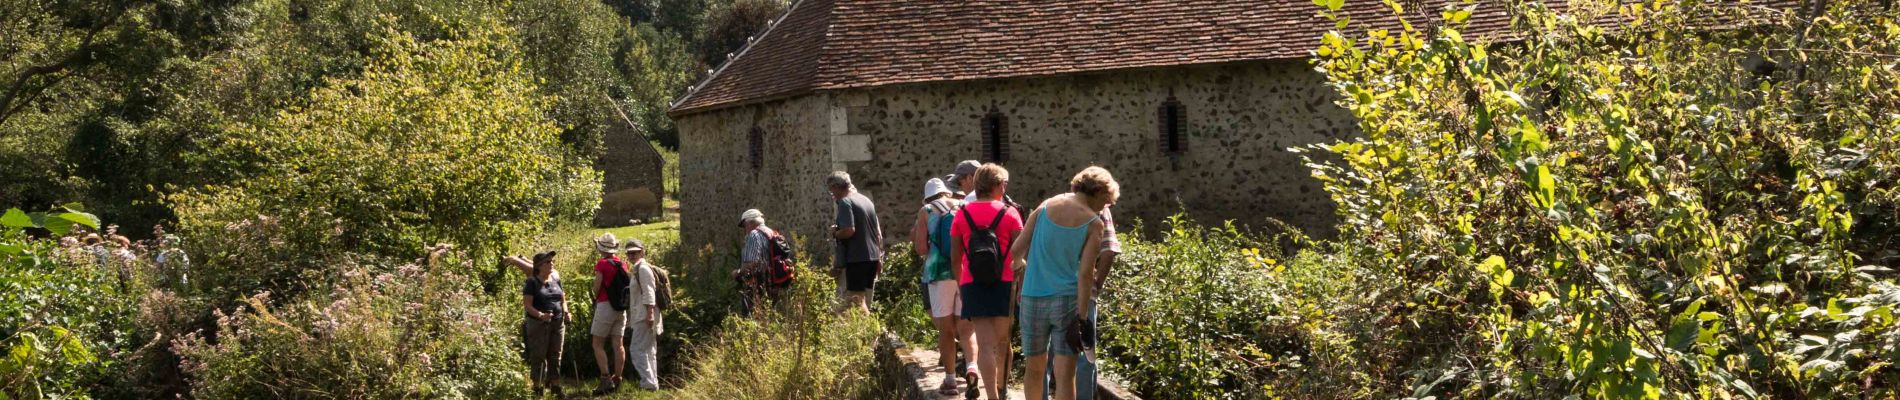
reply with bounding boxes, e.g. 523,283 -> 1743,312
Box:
1092,251 -> 1119,290
592,265 -> 608,304
1009,207 -> 1041,274
951,235 -> 966,282
502,256 -> 534,275
911,208 -> 930,257
833,226 -> 857,239
1077,221 -> 1104,317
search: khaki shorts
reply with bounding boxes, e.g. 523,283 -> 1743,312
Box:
927,280 -> 961,319
590,302 -> 627,337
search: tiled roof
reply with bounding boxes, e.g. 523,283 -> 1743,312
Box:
669,0 -> 1794,116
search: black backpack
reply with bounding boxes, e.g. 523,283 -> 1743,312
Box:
961,206 -> 1011,285
606,259 -> 632,311
763,228 -> 797,285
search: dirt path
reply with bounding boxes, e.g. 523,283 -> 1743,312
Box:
906,348 -> 1028,400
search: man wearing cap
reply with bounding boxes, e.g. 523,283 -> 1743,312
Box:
622,239 -> 663,391
588,233 -> 629,395
827,171 -> 884,314
735,209 -> 781,316
950,160 -> 982,202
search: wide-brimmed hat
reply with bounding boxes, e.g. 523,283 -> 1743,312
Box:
594,233 -> 619,254
923,178 -> 951,202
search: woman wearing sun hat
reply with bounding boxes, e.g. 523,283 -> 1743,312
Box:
588,233 -> 629,394
912,177 -> 977,396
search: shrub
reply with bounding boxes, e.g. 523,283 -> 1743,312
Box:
1303,0 -> 1900,397
667,264 -> 885,400
0,206 -> 132,399
873,242 -> 933,346
170,17 -> 601,300
1097,215 -> 1317,399
174,253 -> 525,399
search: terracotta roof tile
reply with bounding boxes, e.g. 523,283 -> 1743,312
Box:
670,0 -> 1796,115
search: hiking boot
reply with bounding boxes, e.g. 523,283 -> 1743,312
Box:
590,380 -> 613,396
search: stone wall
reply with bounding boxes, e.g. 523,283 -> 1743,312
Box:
677,94 -> 841,262
841,60 -> 1355,242
593,113 -> 668,227
675,59 -> 1358,263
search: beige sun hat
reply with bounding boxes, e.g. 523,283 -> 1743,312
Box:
594,233 -> 620,254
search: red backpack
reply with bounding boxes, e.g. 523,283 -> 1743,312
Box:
761,228 -> 797,285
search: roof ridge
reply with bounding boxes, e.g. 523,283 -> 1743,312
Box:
669,0 -> 811,111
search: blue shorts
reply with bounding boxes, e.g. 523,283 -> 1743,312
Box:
1018,295 -> 1078,357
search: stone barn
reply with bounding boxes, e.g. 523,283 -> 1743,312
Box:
594,104 -> 668,227
665,0 -> 1540,258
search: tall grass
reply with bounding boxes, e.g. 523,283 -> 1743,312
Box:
667,270 -> 887,400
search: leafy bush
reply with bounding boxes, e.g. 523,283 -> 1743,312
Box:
1299,0 -> 1900,398
171,18 -> 600,298
1095,215 -> 1318,399
174,254 -> 525,399
0,207 -> 131,399
873,242 -> 934,346
667,264 -> 885,400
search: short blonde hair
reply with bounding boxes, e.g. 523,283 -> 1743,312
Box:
974,163 -> 1010,199
1070,166 -> 1119,201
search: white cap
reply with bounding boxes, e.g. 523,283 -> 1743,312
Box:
739,209 -> 764,227
923,178 -> 952,202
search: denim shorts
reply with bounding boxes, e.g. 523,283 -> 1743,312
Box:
1018,295 -> 1078,356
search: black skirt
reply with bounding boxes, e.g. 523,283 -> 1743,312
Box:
960,282 -> 1012,318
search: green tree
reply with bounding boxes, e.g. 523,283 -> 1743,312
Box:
170,18 -> 600,298
695,0 -> 784,68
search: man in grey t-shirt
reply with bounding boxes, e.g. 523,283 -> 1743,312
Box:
827,171 -> 882,314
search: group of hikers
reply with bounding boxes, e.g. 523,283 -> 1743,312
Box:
505,234 -> 667,397
508,159 -> 1120,400
54,225 -> 191,292
732,160 -> 1121,400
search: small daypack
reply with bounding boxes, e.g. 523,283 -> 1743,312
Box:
762,228 -> 797,285
606,259 -> 632,311
924,202 -> 958,282
633,260 -> 673,311
961,206 -> 1011,285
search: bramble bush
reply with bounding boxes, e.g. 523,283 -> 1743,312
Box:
1295,0 -> 1900,398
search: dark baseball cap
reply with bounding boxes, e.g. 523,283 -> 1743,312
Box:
952,160 -> 982,179
532,251 -> 557,264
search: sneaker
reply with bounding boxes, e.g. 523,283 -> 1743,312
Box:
963,369 -> 980,400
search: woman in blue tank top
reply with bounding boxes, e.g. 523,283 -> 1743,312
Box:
1008,166 -> 1119,400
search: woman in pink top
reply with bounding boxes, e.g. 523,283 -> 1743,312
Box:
950,163 -> 1024,400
